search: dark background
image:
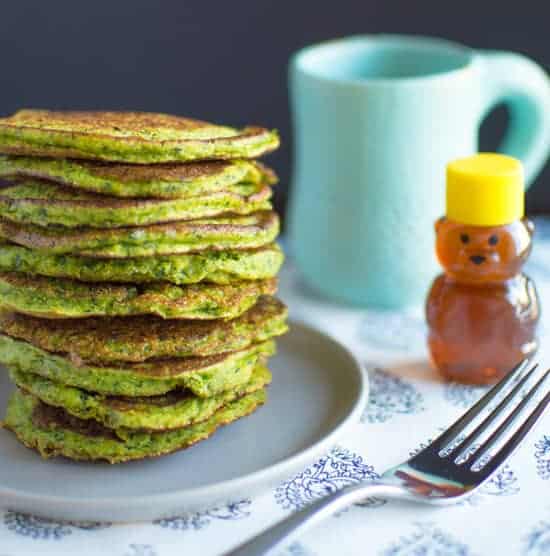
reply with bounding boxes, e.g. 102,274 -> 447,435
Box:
1,1 -> 548,215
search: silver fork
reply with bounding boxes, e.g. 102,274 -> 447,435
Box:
228,359 -> 550,556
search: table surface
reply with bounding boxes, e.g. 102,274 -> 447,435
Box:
2,221 -> 550,556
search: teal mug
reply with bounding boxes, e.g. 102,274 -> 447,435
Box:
288,35 -> 550,308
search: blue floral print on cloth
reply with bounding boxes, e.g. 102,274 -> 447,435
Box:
3,511 -> 108,540
124,545 -> 157,556
523,518 -> 550,555
155,500 -> 252,531
282,542 -> 317,556
380,522 -> 473,556
359,310 -> 427,352
274,447 -> 380,511
362,367 -> 425,423
534,435 -> 550,480
444,382 -> 487,408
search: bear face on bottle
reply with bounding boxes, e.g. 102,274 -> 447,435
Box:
435,217 -> 534,284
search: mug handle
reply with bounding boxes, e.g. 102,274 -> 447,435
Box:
476,50 -> 550,188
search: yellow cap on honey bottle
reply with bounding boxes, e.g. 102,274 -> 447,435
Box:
446,153 -> 524,227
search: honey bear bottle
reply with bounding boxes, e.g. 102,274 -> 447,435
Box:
426,153 -> 540,385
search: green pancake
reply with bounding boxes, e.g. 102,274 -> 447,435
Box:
0,334 -> 275,397
0,295 -> 287,363
0,272 -> 277,319
0,242 -> 283,285
0,180 -> 272,228
3,387 -> 266,463
0,156 -> 276,198
0,110 -> 279,163
0,211 -> 279,257
9,364 -> 271,433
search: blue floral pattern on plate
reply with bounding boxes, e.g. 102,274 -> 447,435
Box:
362,368 -> 424,423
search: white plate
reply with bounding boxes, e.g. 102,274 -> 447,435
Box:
0,321 -> 367,522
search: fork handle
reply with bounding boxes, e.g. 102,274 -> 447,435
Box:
226,481 -> 406,556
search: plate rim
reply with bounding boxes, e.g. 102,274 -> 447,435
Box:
0,319 -> 368,517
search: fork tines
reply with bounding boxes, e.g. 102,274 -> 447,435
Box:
432,359 -> 550,474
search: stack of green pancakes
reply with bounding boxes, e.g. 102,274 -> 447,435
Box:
0,110 -> 287,463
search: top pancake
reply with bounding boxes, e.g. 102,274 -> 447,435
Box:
0,110 -> 279,163
0,156 -> 276,198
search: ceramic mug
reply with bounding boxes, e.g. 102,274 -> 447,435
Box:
288,35 -> 550,308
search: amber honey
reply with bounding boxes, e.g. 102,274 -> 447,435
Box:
426,217 -> 539,384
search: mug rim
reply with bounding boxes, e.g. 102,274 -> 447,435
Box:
291,34 -> 475,86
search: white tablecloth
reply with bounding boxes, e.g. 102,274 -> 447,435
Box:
2,222 -> 550,556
